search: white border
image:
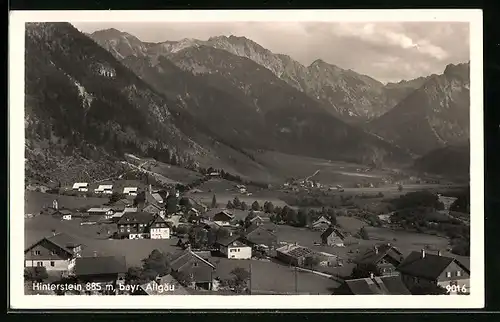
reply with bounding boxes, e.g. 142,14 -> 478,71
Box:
9,9 -> 484,310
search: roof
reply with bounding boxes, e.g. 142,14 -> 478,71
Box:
87,207 -> 112,213
74,256 -> 127,276
277,244 -> 314,258
312,216 -> 331,225
397,251 -> 470,280
151,193 -> 164,203
353,243 -> 404,266
25,233 -> 82,254
53,209 -> 72,216
210,210 -> 234,220
215,234 -> 240,247
98,184 -> 113,190
123,187 -> 138,193
243,225 -> 277,244
72,182 -> 88,189
117,212 -> 155,225
344,275 -> 411,295
320,226 -> 345,240
170,249 -> 216,271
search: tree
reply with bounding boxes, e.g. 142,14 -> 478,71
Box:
297,208 -> 308,227
226,200 -> 234,209
244,211 -> 256,228
179,197 -> 192,208
231,267 -> 251,294
240,201 -> 248,211
359,227 -> 369,240
397,184 -> 404,192
304,256 -> 321,269
141,249 -> 171,278
166,195 -> 178,214
24,266 -> 48,282
251,200 -> 260,211
211,194 -> 218,208
233,196 -> 241,208
264,201 -> 274,213
109,192 -> 125,204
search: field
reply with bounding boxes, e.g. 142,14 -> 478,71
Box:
363,226 -> 450,252
25,191 -> 109,214
253,150 -> 393,185
212,257 -> 339,294
148,161 -> 203,185
336,216 -> 367,234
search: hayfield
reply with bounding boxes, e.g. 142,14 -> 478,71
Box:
336,216 -> 367,234
253,151 -> 391,185
363,226 -> 449,252
25,191 -> 109,214
273,225 -> 322,247
148,161 -> 203,185
212,257 -> 339,294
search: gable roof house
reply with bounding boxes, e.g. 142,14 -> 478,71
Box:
72,182 -> 89,192
320,226 -> 346,247
396,250 -> 471,294
211,210 -> 235,226
310,216 -> 332,231
276,244 -> 314,267
149,214 -> 172,240
135,188 -> 165,216
169,249 -> 216,290
52,209 -> 73,221
87,207 -> 114,218
353,243 -> 404,277
116,212 -> 155,239
94,184 -> 113,194
335,274 -> 411,295
74,256 -> 127,294
25,233 -> 83,274
123,187 -> 138,196
215,235 -> 252,260
241,224 -> 278,253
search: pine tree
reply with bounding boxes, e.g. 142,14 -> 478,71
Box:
211,194 -> 217,208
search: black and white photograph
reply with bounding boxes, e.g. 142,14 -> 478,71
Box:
9,9 -> 483,309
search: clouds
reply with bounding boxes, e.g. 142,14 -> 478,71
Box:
72,21 -> 469,83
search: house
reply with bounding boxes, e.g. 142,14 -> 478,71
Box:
123,187 -> 138,196
241,224 -> 278,254
208,172 -> 220,177
72,182 -> 89,192
74,256 -> 126,294
320,226 -> 346,247
87,207 -> 114,220
310,216 -> 332,231
136,187 -> 165,216
215,234 -> 252,259
111,207 -> 137,222
353,243 -> 404,277
151,193 -> 164,204
133,274 -> 190,295
169,248 -> 216,290
212,210 -> 234,226
335,274 -> 411,295
113,198 -> 134,207
249,215 -> 264,227
396,250 -> 470,294
25,232 -> 82,273
149,215 -> 171,239
116,212 -> 155,239
94,184 -> 113,194
276,244 -> 314,266
52,209 -> 72,221
315,251 -> 339,267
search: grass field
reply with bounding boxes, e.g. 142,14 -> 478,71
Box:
25,191 -> 109,214
212,257 -> 339,294
363,226 -> 450,252
148,161 -> 203,185
336,216 -> 367,234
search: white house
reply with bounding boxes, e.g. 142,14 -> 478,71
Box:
217,235 -> 252,259
149,215 -> 171,239
72,182 -> 89,192
87,207 -> 114,219
123,187 -> 138,196
95,185 -> 113,194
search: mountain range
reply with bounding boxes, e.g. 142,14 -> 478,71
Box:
23,23 -> 470,184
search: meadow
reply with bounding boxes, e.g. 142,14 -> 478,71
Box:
25,191 -> 108,214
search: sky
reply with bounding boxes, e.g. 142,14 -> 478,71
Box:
72,21 -> 470,84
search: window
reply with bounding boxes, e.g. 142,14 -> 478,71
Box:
120,228 -> 124,233
50,261 -> 55,267
50,251 -> 56,255
446,272 -> 452,278
33,250 -> 41,256
37,262 -> 43,267
457,271 -> 461,277
237,249 -> 240,252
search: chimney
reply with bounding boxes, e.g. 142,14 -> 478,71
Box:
437,250 -> 441,256
421,249 -> 426,258
370,272 -> 374,279
374,246 -> 378,254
